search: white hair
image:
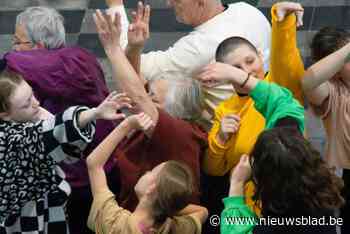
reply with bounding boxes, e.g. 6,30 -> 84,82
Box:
16,6 -> 66,49
162,77 -> 204,121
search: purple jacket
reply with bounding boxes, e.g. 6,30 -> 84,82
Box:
5,47 -> 116,187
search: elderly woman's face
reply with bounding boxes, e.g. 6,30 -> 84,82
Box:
12,24 -> 33,51
148,79 -> 169,109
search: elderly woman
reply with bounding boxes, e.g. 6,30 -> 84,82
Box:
3,6 -> 116,234
94,6 -> 207,212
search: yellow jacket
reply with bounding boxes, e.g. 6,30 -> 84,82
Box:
203,6 -> 305,176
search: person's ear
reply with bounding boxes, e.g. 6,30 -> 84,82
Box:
256,48 -> 264,61
0,111 -> 11,121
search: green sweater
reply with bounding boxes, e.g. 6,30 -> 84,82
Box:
220,80 -> 305,234
250,80 -> 304,132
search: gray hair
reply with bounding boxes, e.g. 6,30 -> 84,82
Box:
16,6 -> 66,49
163,77 -> 204,121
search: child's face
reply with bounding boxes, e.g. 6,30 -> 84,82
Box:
7,81 -> 40,123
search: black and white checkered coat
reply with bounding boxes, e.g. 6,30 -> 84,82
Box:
0,106 -> 95,234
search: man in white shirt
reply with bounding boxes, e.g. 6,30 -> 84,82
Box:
106,0 -> 271,128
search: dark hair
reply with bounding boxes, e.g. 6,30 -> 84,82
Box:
250,127 -> 344,216
152,161 -> 194,224
216,36 -> 258,62
311,27 -> 350,62
0,70 -> 24,113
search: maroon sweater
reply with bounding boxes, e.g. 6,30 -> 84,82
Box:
115,110 -> 208,211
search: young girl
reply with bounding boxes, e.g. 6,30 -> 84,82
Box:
302,27 -> 350,234
0,70 -> 131,233
87,112 -> 208,233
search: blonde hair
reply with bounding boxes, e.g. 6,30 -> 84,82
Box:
0,70 -> 24,113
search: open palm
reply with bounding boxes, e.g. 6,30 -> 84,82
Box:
128,1 -> 150,48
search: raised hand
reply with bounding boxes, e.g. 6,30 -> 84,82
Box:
128,1 -> 151,49
218,114 -> 240,143
105,0 -> 123,7
126,112 -> 154,132
275,2 -> 304,27
93,9 -> 122,55
95,92 -> 132,120
197,62 -> 237,87
230,154 -> 252,184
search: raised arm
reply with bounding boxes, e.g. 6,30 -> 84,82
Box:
221,155 -> 256,234
105,0 -> 129,49
198,62 -> 304,131
126,2 -> 150,85
269,2 -> 305,104
43,92 -> 131,163
302,42 -> 350,106
87,113 -> 153,196
94,10 -> 159,130
78,92 -> 130,128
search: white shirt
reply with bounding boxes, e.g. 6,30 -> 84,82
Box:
110,2 -> 271,128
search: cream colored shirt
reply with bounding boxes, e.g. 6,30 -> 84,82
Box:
87,189 -> 202,234
109,2 -> 271,128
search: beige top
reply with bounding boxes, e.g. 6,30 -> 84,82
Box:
87,189 -> 202,234
313,79 -> 350,169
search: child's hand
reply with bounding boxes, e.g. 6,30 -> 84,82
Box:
275,2 -> 304,27
95,92 -> 132,120
126,112 -> 154,132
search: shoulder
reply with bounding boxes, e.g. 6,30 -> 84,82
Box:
152,109 -> 207,143
171,215 -> 202,234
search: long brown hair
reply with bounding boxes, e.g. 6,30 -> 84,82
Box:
251,127 -> 344,216
152,161 -> 194,224
0,70 -> 24,113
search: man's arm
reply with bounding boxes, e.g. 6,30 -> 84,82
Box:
302,42 -> 350,106
94,11 -> 158,130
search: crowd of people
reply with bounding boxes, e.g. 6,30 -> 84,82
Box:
0,0 -> 349,233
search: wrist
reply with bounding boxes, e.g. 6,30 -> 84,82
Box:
229,181 -> 245,196
127,44 -> 144,51
90,107 -> 99,121
105,46 -> 123,58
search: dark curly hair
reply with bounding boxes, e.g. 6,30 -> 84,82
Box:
250,127 -> 344,216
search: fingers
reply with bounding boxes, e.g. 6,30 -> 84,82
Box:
111,113 -> 126,120
224,114 -> 240,122
137,1 -> 143,21
136,112 -> 154,130
93,10 -> 107,33
143,4 -> 151,24
296,10 -> 304,27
